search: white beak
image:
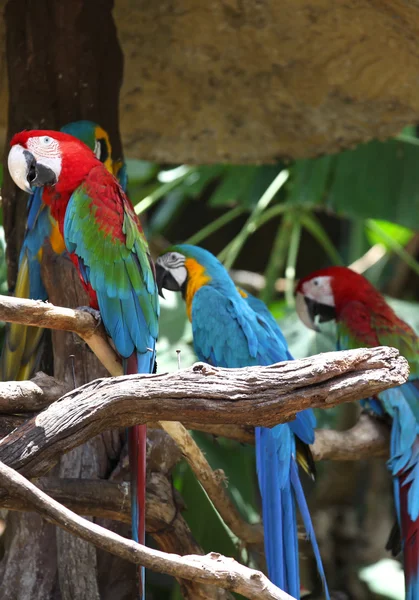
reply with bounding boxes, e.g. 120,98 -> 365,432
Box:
8,145 -> 33,194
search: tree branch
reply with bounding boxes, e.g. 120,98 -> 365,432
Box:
0,346 -> 405,478
0,294 -> 122,375
0,373 -> 389,459
311,413 -> 389,461
0,471 -> 235,598
0,459 -> 291,600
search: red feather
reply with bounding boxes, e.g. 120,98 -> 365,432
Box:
399,471 -> 419,589
298,266 -> 413,335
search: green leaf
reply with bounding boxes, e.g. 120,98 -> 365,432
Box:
289,139 -> 419,229
125,159 -> 158,184
155,291 -> 194,372
288,156 -> 333,207
366,219 -> 413,249
174,460 -> 238,558
182,165 -> 226,198
208,166 -> 259,207
327,140 -> 419,227
193,432 -> 260,525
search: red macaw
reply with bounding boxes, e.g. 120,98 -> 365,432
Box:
296,266 -> 419,600
0,120 -> 125,382
8,130 -> 159,598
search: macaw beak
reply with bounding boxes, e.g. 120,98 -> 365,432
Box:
296,291 -> 337,331
155,261 -> 186,298
8,145 -> 57,194
295,292 -> 320,332
155,263 -> 169,298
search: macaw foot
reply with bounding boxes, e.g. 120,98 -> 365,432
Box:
78,306 -> 102,328
360,406 -> 391,426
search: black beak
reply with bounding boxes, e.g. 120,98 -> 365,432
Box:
305,297 -> 336,325
25,152 -> 57,188
155,263 -> 181,298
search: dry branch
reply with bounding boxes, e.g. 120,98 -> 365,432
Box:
0,294 -> 122,375
0,459 -> 290,600
0,374 -> 389,458
0,346 -> 405,479
311,414 -> 389,461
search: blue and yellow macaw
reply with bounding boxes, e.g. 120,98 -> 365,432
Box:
155,244 -> 329,599
0,121 -> 124,382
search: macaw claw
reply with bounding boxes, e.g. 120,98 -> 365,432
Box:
78,306 -> 102,328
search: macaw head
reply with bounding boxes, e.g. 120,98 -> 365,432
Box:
8,129 -> 101,195
295,265 -> 379,330
155,244 -> 234,300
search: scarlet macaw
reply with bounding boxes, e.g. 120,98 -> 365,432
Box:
8,130 -> 159,598
155,244 -> 329,599
0,121 -> 125,382
296,266 -> 419,599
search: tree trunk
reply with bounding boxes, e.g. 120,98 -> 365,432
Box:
0,2 -> 136,598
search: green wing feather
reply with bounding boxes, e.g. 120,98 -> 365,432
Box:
64,166 -> 159,364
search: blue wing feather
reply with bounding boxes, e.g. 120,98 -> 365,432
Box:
192,285 -> 328,598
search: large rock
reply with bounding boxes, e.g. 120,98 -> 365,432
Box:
2,0 -> 419,163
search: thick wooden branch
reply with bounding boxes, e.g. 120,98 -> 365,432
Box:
0,373 -> 389,458
0,347 -> 404,478
0,297 -> 402,555
0,294 -> 122,375
0,459 -> 290,600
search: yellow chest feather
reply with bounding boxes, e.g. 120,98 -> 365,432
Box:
185,258 -> 211,321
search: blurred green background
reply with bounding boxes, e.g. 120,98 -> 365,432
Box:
2,126 -> 419,599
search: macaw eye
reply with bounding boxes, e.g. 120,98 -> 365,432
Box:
40,136 -> 53,146
313,279 -> 319,286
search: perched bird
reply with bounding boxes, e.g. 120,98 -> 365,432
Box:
296,266 -> 419,600
0,120 -> 124,382
8,130 -> 159,598
155,244 -> 329,599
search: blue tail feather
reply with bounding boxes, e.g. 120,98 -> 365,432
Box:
256,424 -> 300,598
290,460 -> 330,600
256,424 -> 329,599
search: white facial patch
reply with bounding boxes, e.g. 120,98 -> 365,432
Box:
301,275 -> 335,307
27,136 -> 62,180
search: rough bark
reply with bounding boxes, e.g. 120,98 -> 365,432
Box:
0,347 -> 405,477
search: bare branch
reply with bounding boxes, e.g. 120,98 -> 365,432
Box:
0,295 -> 403,552
0,459 -> 291,600
0,372 -> 70,413
160,420 -> 263,544
0,374 -> 389,459
0,347 -> 404,477
1,472 -> 234,599
311,413 -> 389,461
0,294 -> 122,375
